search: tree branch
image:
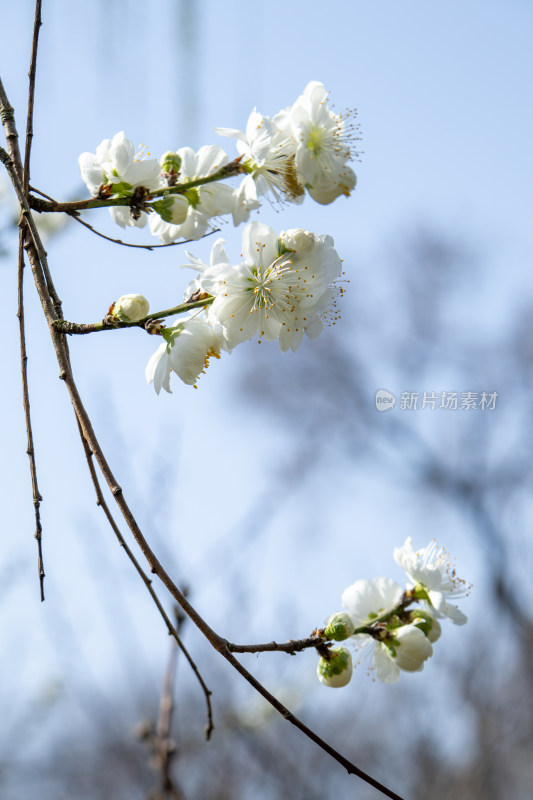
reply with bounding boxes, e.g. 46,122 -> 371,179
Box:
23,0 -> 42,195
2,61 -> 404,800
53,297 -> 213,335
17,230 -> 45,600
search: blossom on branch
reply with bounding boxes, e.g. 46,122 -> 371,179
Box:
79,132 -> 162,228
182,221 -> 344,352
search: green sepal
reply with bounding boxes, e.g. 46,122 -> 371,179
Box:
110,181 -> 134,198
152,197 -> 176,223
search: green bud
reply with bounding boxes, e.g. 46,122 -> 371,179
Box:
317,647 -> 353,688
324,612 -> 355,641
160,151 -> 182,174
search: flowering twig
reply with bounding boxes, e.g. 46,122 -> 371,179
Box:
52,296 -> 213,335
28,159 -> 245,214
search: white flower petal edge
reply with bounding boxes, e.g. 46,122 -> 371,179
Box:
394,537 -> 470,625
342,577 -> 404,627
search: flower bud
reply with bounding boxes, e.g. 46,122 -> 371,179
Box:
324,612 -> 355,641
317,647 -> 353,688
160,151 -> 182,174
279,228 -> 315,253
112,294 -> 150,322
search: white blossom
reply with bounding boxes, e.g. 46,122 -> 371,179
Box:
145,316 -> 221,392
79,132 -> 162,228
394,537 -> 470,625
216,109 -> 303,204
182,222 -> 343,352
288,81 -> 359,205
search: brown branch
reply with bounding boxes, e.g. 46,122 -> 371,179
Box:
5,19 -> 47,603
77,422 -> 214,740
2,71 -> 404,800
17,230 -> 45,601
0,146 -> 62,313
53,297 -> 212,335
227,634 -> 325,655
0,77 -> 24,183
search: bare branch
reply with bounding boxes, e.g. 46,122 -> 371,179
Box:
17,231 -> 45,600
227,634 -> 325,655
68,211 -> 220,250
23,0 -> 42,195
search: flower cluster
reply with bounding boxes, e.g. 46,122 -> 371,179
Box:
145,221 -> 344,392
78,82 -> 359,242
317,538 -> 471,687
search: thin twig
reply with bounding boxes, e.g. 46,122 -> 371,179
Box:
67,209 -> 221,250
23,0 -> 42,195
227,635 -> 325,655
77,423 -> 214,740
17,230 -> 45,601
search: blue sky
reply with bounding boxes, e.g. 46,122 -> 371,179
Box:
0,0 -> 532,785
